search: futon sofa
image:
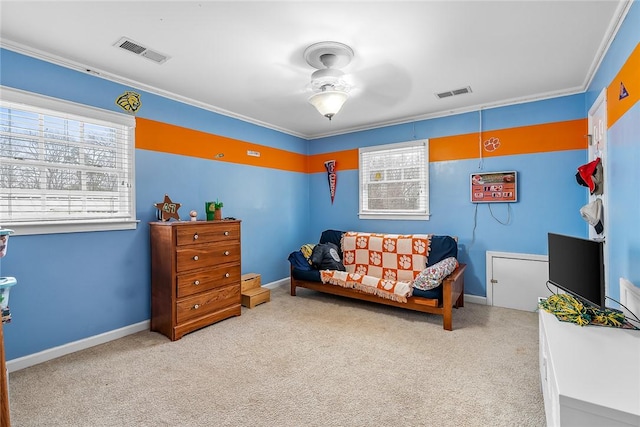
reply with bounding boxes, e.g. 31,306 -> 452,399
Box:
288,230 -> 466,330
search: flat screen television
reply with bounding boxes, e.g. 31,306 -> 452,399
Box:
547,233 -> 605,309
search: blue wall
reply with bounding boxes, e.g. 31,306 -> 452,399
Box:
0,48 -> 309,360
587,1 -> 640,299
306,98 -> 588,297
607,102 -> 640,296
1,1 -> 638,361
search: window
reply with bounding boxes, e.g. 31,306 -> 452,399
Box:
0,87 -> 137,235
359,139 -> 429,220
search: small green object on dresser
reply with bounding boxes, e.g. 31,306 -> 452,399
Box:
205,200 -> 224,220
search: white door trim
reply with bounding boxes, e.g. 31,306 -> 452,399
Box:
587,88 -> 609,295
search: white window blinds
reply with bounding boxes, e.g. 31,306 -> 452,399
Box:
359,140 -> 429,219
0,87 -> 136,233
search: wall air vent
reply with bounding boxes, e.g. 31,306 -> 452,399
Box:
435,86 -> 472,99
114,37 -> 170,64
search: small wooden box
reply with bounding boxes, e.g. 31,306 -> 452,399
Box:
241,287 -> 270,308
241,273 -> 261,292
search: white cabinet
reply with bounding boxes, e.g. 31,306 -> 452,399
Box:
486,251 -> 549,311
539,309 -> 640,426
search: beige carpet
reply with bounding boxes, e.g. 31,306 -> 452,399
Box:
8,284 -> 545,427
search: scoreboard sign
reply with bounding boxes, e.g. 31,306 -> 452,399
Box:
470,171 -> 517,203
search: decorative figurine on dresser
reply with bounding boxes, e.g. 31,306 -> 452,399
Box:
149,216 -> 242,341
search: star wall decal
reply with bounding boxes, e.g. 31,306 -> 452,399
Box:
154,194 -> 181,221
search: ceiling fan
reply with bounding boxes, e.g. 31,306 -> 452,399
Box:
303,41 -> 354,121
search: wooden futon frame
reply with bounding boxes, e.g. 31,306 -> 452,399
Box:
290,263 -> 466,331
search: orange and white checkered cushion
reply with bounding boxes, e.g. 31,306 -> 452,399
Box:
341,232 -> 430,281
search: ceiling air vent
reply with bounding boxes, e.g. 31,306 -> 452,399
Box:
114,37 -> 169,64
435,86 -> 472,99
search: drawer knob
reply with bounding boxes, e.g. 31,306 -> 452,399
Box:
225,273 -> 230,278
194,280 -> 200,285
193,255 -> 199,261
224,231 -> 230,236
193,233 -> 199,240
224,251 -> 230,256
193,304 -> 200,309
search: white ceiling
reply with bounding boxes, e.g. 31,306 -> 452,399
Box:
0,1 -> 630,139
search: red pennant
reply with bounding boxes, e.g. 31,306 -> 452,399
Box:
324,160 -> 337,204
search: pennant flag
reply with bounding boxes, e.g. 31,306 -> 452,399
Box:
619,82 -> 629,100
324,160 -> 337,204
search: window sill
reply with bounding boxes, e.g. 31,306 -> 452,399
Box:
4,220 -> 140,236
358,213 -> 431,221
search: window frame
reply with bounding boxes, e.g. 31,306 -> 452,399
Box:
0,86 -> 138,235
358,139 -> 430,220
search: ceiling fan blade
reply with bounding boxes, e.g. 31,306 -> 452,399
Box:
352,63 -> 412,107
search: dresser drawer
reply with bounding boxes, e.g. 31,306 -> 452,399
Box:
177,264 -> 241,298
176,243 -> 241,273
176,285 -> 240,325
176,223 -> 240,246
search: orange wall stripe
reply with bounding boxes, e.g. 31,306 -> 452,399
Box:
137,117 -> 587,174
309,119 -> 585,171
430,133 -> 480,162
607,42 -> 640,128
307,149 -> 359,174
431,119 -> 587,162
136,117 -> 307,173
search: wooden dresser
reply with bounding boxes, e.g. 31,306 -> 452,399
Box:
150,220 -> 242,341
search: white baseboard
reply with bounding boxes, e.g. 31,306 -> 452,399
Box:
7,278 -> 286,373
465,294 -> 487,305
7,320 -> 149,373
6,281 -> 484,372
264,277 -> 289,290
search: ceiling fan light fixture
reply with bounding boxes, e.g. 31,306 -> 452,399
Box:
308,89 -> 349,121
304,41 -> 354,121
310,68 -> 345,88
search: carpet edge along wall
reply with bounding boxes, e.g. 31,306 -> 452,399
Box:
137,117 -> 587,173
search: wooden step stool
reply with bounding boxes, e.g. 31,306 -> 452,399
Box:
241,273 -> 270,308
